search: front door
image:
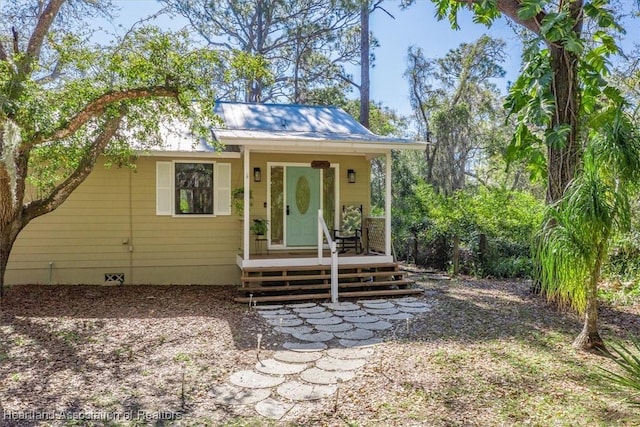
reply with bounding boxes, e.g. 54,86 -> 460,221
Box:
286,166 -> 320,246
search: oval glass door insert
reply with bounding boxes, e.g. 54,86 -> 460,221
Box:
296,176 -> 310,214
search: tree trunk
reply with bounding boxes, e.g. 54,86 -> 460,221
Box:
478,233 -> 488,273
359,1 -> 370,129
573,247 -> 606,352
0,239 -> 10,299
573,280 -> 605,352
0,222 -> 21,300
452,235 -> 460,276
547,46 -> 581,203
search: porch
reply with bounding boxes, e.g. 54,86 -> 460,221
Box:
211,102 -> 427,302
235,261 -> 421,303
235,218 -> 423,303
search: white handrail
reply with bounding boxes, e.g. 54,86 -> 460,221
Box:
318,209 -> 339,303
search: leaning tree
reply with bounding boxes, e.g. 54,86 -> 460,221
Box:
0,0 -> 221,298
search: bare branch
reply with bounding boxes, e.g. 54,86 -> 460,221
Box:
337,73 -> 359,90
464,170 -> 488,187
31,86 -> 180,146
372,1 -> 395,19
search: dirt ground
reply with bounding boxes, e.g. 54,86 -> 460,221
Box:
0,277 -> 638,426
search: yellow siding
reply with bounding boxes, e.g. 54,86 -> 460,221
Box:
6,151 -> 375,286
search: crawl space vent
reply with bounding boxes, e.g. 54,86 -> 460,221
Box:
104,273 -> 125,284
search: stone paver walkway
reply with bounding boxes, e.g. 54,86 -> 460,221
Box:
209,297 -> 434,420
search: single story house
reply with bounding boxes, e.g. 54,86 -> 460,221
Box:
6,102 -> 426,302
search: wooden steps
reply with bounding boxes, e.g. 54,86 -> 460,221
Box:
235,288 -> 423,303
240,279 -> 414,293
235,262 -> 421,303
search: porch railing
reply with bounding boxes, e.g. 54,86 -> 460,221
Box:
318,210 -> 339,303
366,217 -> 385,254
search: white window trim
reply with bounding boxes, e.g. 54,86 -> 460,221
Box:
156,160 -> 232,217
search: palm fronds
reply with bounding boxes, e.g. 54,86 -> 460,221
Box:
600,338 -> 640,406
533,103 -> 639,316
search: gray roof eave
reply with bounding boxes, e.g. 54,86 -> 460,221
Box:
213,131 -> 427,152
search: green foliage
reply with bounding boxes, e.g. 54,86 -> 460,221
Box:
225,50 -> 275,99
11,24 -> 221,194
417,0 -> 627,204
394,181 -> 543,277
502,3 -> 624,188
605,236 -> 640,281
534,104 -> 640,313
598,280 -> 640,306
250,219 -> 268,236
489,256 -> 534,279
406,36 -> 510,194
600,339 -> 640,406
415,184 -> 543,247
232,187 -> 253,216
603,195 -> 640,281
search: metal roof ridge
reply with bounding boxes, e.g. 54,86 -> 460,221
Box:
214,100 -> 344,110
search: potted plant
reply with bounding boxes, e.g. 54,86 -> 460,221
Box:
232,187 -> 253,216
251,219 -> 269,236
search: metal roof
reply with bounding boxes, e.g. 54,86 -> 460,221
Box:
137,102 -> 425,155
137,119 -> 239,156
212,101 -> 423,146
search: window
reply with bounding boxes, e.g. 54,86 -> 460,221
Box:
156,161 -> 231,216
175,163 -> 213,214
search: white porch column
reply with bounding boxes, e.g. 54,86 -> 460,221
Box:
243,147 -> 251,260
385,150 -> 392,256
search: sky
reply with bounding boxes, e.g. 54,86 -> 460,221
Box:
368,1 -> 524,116
107,0 -> 638,117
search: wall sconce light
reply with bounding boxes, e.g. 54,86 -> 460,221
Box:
347,169 -> 356,184
253,167 -> 261,182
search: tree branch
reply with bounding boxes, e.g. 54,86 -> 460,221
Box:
495,0 -> 543,35
21,0 -> 65,75
337,73 -> 359,90
35,60 -> 64,84
372,1 -> 395,19
31,86 -> 180,146
0,40 -> 6,61
12,27 -> 19,54
464,170 -> 488,187
23,111 -> 126,224
453,0 -> 543,35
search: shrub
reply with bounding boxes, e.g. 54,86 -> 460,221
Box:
393,183 -> 543,278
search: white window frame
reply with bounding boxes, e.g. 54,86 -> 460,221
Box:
156,160 -> 232,217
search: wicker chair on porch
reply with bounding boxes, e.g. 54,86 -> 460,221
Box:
333,205 -> 363,254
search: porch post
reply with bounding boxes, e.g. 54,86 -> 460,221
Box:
385,150 -> 392,256
243,147 -> 251,261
